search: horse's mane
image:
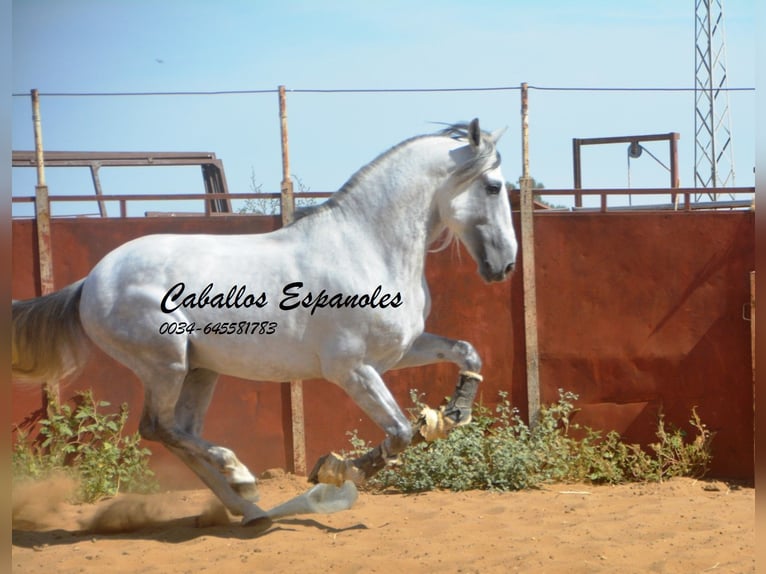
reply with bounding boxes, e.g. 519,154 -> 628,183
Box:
437,122 -> 501,182
293,122 -> 498,223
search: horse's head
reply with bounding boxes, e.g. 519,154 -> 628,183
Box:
436,119 -> 517,283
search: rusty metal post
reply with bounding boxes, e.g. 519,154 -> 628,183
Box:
278,85 -> 307,476
572,138 -> 583,207
89,164 -> 108,217
669,133 -> 680,188
31,89 -> 59,408
520,83 -> 541,428
751,271 -> 755,389
668,132 -> 681,209
751,270 -> 756,470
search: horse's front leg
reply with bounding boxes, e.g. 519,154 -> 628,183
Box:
393,332 -> 484,442
309,334 -> 485,486
309,364 -> 412,485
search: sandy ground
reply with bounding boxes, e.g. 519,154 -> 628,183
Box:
12,471 -> 754,574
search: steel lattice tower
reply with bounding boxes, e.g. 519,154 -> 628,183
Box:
694,0 -> 736,200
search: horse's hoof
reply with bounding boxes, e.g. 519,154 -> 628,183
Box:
233,482 -> 260,502
242,514 -> 273,533
311,452 -> 363,487
307,454 -> 327,484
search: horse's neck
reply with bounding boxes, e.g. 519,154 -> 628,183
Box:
326,139 -> 450,267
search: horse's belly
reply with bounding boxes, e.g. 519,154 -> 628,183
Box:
186,306 -> 422,383
184,309 -> 323,380
188,335 -> 321,382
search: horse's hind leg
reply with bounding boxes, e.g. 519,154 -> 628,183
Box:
174,368 -> 259,501
138,366 -> 266,523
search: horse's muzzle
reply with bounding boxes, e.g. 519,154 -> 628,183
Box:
481,261 -> 515,283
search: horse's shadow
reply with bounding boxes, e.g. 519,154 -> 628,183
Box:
12,515 -> 369,548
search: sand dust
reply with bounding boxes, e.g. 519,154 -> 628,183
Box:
12,473 -> 79,531
12,472 -> 754,573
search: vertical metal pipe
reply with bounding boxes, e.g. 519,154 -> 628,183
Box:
670,132 -> 681,210
572,139 -> 583,207
670,132 -> 680,188
277,85 -> 306,476
519,83 -> 541,428
89,164 -> 108,217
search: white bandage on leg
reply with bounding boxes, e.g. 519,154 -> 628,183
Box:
418,406 -> 454,441
316,452 -> 364,487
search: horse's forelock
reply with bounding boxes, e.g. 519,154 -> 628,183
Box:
439,122 -> 500,182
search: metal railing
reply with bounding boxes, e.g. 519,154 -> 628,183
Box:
12,187 -> 754,218
533,186 -> 754,213
11,191 -> 333,218
12,150 -> 234,216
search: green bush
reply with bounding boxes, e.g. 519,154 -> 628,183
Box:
12,389 -> 158,502
347,389 -> 714,493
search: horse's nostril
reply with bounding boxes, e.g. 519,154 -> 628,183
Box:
504,262 -> 515,275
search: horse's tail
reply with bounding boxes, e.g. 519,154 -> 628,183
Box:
12,279 -> 91,382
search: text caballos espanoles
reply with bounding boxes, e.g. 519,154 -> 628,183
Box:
160,281 -> 403,316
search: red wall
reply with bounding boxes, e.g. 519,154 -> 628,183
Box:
11,210 -> 754,485
533,212 -> 753,479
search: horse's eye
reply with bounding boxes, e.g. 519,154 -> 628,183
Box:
485,182 -> 503,195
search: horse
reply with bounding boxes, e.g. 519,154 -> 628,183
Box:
12,118 -> 517,528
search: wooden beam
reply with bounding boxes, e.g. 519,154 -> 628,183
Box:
278,85 -> 307,476
31,89 -> 59,411
31,90 -> 54,295
520,83 -> 541,428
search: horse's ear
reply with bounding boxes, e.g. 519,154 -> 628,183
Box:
490,126 -> 507,144
468,118 -> 481,149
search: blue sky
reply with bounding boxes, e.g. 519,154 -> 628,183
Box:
11,0 -> 756,216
